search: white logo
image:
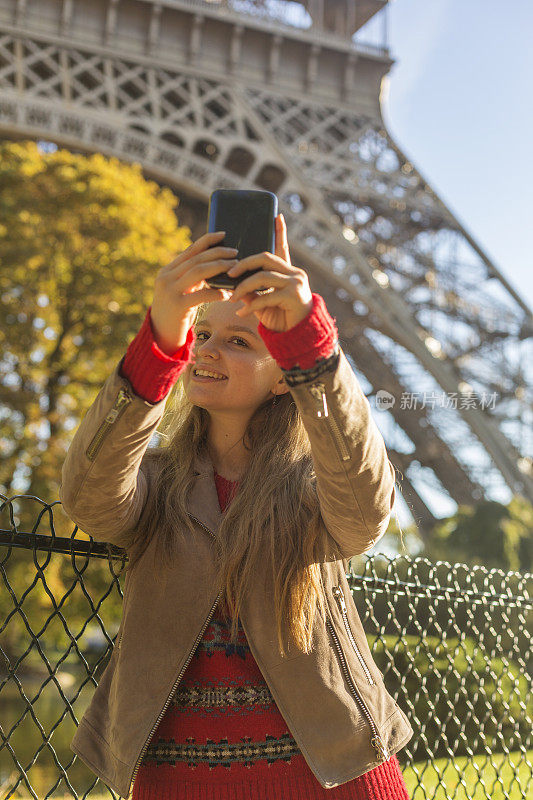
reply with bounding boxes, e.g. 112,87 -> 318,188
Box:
376,390 -> 395,411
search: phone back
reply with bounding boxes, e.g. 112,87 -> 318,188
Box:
205,189 -> 278,290
207,189 -> 277,258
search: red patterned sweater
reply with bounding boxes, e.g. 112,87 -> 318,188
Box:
120,295 -> 410,799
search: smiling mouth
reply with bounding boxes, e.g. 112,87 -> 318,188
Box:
192,369 -> 228,380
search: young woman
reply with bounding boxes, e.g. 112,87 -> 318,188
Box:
61,215 -> 413,799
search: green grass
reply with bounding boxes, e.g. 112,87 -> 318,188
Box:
8,749 -> 532,798
401,749 -> 532,800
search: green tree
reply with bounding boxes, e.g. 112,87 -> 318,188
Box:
0,140 -> 191,524
1,141 -> 192,679
501,494 -> 533,572
424,495 -> 532,573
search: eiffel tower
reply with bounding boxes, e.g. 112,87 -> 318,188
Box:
1,0 -> 531,535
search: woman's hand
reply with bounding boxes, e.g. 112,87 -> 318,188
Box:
151,231 -> 237,354
226,214 -> 313,332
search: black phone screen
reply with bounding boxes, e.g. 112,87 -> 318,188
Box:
206,189 -> 278,289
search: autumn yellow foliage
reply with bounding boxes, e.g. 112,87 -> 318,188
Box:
0,140 -> 191,509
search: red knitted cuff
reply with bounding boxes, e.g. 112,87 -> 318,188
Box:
119,306 -> 196,403
257,293 -> 338,370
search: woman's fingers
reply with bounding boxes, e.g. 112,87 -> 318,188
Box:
228,250 -> 300,278
229,270 -> 290,302
161,246 -> 238,279
182,259 -> 238,291
187,286 -> 233,307
184,243 -> 239,267
234,287 -> 291,317
159,231 -> 230,275
275,213 -> 291,264
151,231 -> 237,353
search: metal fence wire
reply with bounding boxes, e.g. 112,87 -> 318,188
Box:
0,493 -> 531,800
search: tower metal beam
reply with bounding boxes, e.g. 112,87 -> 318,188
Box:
1,0 -> 531,525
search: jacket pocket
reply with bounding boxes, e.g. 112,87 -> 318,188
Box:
308,382 -> 351,462
86,387 -> 133,461
332,585 -> 375,686
325,603 -> 390,762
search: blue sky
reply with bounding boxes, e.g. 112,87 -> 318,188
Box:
356,0 -> 533,534
38,1 -> 531,532
380,0 -> 533,310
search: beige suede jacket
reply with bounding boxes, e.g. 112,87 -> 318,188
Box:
60,346 -> 413,799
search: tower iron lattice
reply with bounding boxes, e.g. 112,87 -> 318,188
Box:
0,0 -> 531,534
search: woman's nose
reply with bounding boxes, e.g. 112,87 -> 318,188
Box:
195,339 -> 220,357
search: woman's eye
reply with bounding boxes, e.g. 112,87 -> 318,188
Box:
196,332 -> 248,347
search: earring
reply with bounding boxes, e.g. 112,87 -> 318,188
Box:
271,392 -> 279,407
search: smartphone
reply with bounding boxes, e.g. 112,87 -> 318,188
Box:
205,189 -> 278,290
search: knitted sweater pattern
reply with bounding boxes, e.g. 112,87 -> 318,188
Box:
121,296 -> 410,799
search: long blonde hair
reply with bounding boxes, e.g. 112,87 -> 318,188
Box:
126,304 -> 330,658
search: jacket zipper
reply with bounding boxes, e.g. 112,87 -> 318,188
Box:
332,585 -> 375,685
127,514 -> 388,796
86,387 -> 133,461
325,614 -> 389,762
309,383 -> 386,758
308,382 -> 351,462
126,513 -> 221,799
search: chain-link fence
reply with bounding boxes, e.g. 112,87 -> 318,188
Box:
1,494 -> 531,799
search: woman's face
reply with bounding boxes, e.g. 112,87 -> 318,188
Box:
183,299 -> 287,415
